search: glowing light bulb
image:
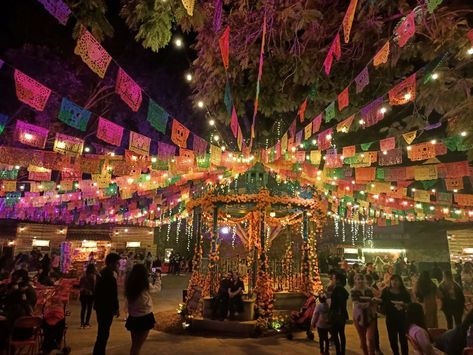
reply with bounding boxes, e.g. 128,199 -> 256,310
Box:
467,47 -> 473,55
406,146 -> 412,151
380,107 -> 387,114
430,139 -> 437,144
213,135 -> 220,142
311,139 -> 317,145
221,146 -> 226,151
14,165 -> 20,170
197,101 -> 204,108
383,150 -> 388,155
174,38 -> 183,48
431,73 -> 439,80
151,157 -> 157,163
326,134 -> 332,140
461,131 -> 467,137
185,73 -> 192,82
209,119 -> 215,126
269,212 -> 276,217
359,119 -> 365,125
404,92 -> 412,101
23,133 -> 33,141
85,147 -> 91,153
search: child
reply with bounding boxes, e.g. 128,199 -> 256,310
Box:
311,292 -> 331,355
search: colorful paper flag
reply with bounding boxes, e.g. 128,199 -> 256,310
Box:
342,145 -> 356,158
230,106 -> 238,138
360,96 -> 384,127
395,11 -> 416,48
147,99 -> 169,134
157,142 -> 176,161
58,98 -> 91,132
355,67 -> 369,93
312,114 -> 322,134
171,119 -> 190,148
74,26 -> 112,78
380,137 -> 396,152
14,70 -> 51,111
0,114 -> 9,135
192,134 -> 208,157
96,117 -> 124,146
15,120 -> 49,148
342,0 -> 358,43
224,81 -> 233,115
304,122 -> 312,140
28,165 -> 52,181
389,73 -> 416,105
181,0 -> 195,16
336,114 -> 354,133
210,144 -> 222,165
129,131 -> 151,156
373,41 -> 390,67
402,131 -> 417,145
36,0 -> 71,25
299,99 -> 307,122
53,133 -> 84,156
338,87 -> 349,111
331,33 -> 341,60
324,102 -> 336,123
116,68 -> 142,112
318,128 -> 333,151
219,26 -> 230,70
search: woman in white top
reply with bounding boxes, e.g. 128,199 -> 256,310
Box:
125,264 -> 156,355
407,302 -> 442,355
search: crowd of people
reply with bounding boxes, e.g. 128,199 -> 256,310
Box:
310,260 -> 473,355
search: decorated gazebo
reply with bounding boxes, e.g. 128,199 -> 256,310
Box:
184,163 -> 327,325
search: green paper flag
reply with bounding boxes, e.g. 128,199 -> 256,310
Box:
224,81 -> 233,116
147,99 -> 169,134
324,102 -> 336,123
360,142 -> 374,151
421,180 -> 437,190
376,168 -> 385,180
0,113 -> 9,135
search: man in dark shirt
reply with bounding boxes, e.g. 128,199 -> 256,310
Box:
229,272 -> 244,318
213,272 -> 232,320
93,253 -> 120,355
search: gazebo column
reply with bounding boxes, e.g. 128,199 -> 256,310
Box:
260,212 -> 266,271
209,205 -> 219,297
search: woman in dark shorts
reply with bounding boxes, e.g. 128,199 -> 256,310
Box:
125,264 -> 156,355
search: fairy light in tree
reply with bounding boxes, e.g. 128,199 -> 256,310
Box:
185,73 -> 193,82
231,225 -> 236,249
334,215 -> 339,240
342,219 -> 346,243
197,101 -> 204,108
166,209 -> 172,242
174,37 -> 183,48
362,220 -> 366,246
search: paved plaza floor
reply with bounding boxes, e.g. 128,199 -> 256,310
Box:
65,274 -> 448,355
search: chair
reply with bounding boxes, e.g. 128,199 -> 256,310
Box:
428,328 -> 447,342
8,316 -> 43,355
464,348 -> 473,355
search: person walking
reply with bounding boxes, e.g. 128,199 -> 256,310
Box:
351,274 -> 377,355
93,253 -> 120,355
329,272 -> 349,355
414,271 -> 439,328
80,263 -> 96,328
125,264 -> 156,355
381,274 -> 411,355
439,269 -> 465,329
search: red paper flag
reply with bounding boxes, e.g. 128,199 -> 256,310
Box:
395,11 -> 416,48
380,137 -> 396,152
219,26 -> 230,70
338,87 -> 349,111
14,70 -> 51,111
15,120 -> 49,149
116,68 -> 142,112
389,73 -> 416,105
96,117 -> 124,147
299,99 -> 307,122
468,29 -> 473,45
323,51 -> 334,76
331,33 -> 341,60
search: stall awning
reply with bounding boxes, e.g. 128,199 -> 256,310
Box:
66,226 -> 112,241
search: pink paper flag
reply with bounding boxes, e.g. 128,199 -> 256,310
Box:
74,26 -> 112,79
331,33 -> 341,60
318,128 -> 333,151
355,67 -> 369,93
116,68 -> 142,112
380,137 -> 396,152
15,120 -> 49,148
395,11 -> 416,48
312,114 -> 322,134
53,133 -> 84,156
289,119 -> 297,139
129,131 -> 151,156
193,134 -> 208,157
14,70 -> 52,111
96,117 -> 124,146
230,106 -> 238,138
323,50 -> 334,76
157,142 -> 176,161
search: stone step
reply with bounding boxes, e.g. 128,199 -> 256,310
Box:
191,317 -> 257,337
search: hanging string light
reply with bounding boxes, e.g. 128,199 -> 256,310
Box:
334,215 -> 339,240
342,219 -> 346,243
231,225 -> 236,249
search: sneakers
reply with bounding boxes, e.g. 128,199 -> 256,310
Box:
84,324 -> 91,329
80,324 -> 84,329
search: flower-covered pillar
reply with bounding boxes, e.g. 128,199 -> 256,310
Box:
186,207 -> 204,313
208,205 -> 219,297
300,210 -> 323,295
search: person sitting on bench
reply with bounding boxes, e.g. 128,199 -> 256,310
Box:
229,272 -> 244,319
212,272 -> 232,320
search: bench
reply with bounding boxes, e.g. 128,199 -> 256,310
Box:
202,296 -> 255,321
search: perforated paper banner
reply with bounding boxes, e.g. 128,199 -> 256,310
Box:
331,33 -> 341,60
129,131 -> 151,156
116,68 -> 142,112
342,0 -> 358,43
395,11 -> 416,48
407,142 -> 436,161
454,193 -> 473,207
157,142 -> 176,161
224,81 -> 233,115
389,73 -> 416,105
147,99 -> 169,134
427,0 -> 443,13
58,98 -> 91,132
15,120 -> 48,148
336,114 -> 354,133
324,102 -> 336,123
338,87 -> 349,111
378,148 -> 402,166
342,145 -> 356,158
355,67 -> 369,93
304,122 -> 312,140
36,0 -> 71,25
323,49 -> 334,76
237,126 -> 243,151
361,96 -> 384,127
312,114 -> 322,134
355,167 -> 376,182
219,26 -> 230,70
210,144 -> 222,165
281,133 -> 288,152
96,117 -> 123,146
229,106 -> 239,138
27,165 -> 52,181
373,41 -> 390,67
53,133 -> 84,156
445,177 -> 464,191
325,153 -> 343,169
414,190 -> 431,203
299,99 -> 307,122
402,131 -> 417,145
318,128 -> 333,151
414,165 -> 438,181
171,119 -> 190,148
289,119 -> 296,139
2,180 -> 17,192
74,26 -> 112,78
14,70 -> 52,111
380,137 -> 396,151
295,131 -> 303,146
192,134 -> 208,157
182,0 -> 195,16
310,150 -> 321,165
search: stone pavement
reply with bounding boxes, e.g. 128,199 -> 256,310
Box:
66,274 -> 447,355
